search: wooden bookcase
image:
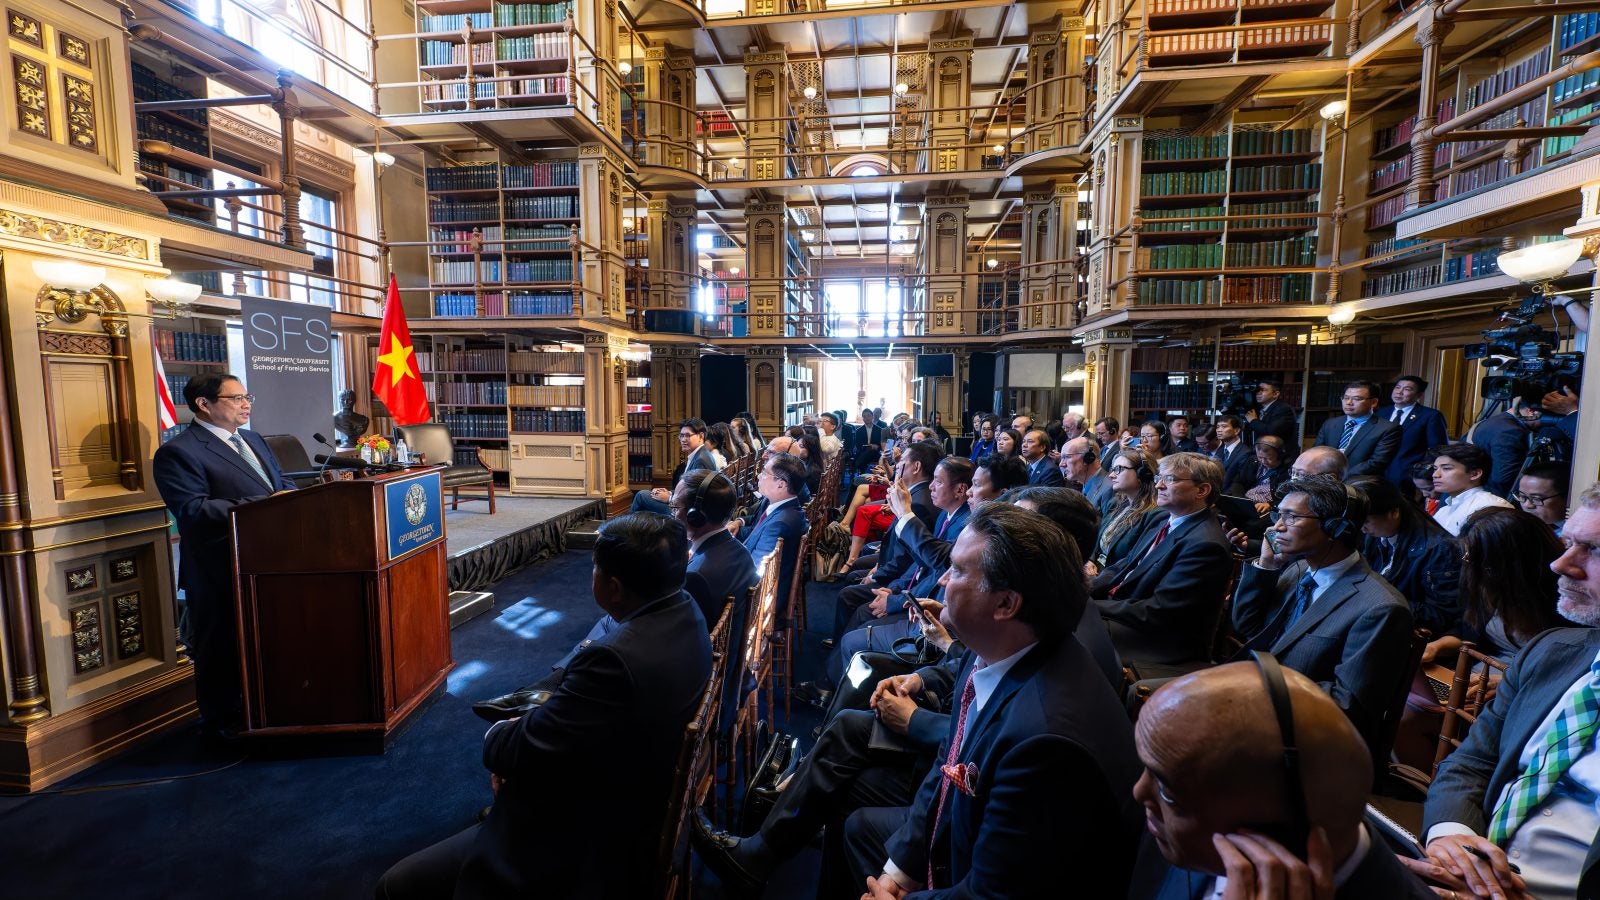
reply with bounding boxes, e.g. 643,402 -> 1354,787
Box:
414,0 -> 574,111
131,60 -> 215,226
154,319 -> 230,443
626,358 -> 652,487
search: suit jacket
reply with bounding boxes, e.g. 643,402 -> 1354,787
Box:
466,591 -> 709,898
873,480 -> 937,586
1468,411 -> 1533,498
741,497 -> 808,614
1214,442 -> 1255,495
1377,404 -> 1449,486
1127,825 -> 1436,900
1249,400 -> 1302,455
1315,415 -> 1401,478
1026,455 -> 1065,486
152,425 -> 294,598
888,505 -> 971,607
1360,524 -> 1462,635
685,528 -> 758,627
1091,511 -> 1234,667
1232,556 -> 1415,745
1097,506 -> 1169,570
1424,627 -> 1600,899
888,637 -> 1146,897
1082,470 -> 1116,516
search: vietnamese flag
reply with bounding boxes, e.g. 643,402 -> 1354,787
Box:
372,275 -> 431,425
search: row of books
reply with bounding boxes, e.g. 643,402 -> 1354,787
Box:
1551,68 -> 1600,106
1223,274 -> 1313,303
430,199 -> 498,223
1366,236 -> 1430,261
1447,249 -> 1502,280
1452,96 -> 1545,161
433,226 -> 497,253
165,374 -> 193,406
508,225 -> 572,250
420,348 -> 507,372
505,258 -> 573,282
1225,236 -> 1316,267
1129,383 -> 1217,409
627,412 -> 652,431
1560,12 -> 1600,52
509,351 -> 585,374
145,162 -> 211,190
424,80 -> 498,102
1141,134 -> 1229,161
497,76 -> 570,98
420,40 -> 495,67
427,381 -> 508,404
479,447 -> 510,471
1137,243 -> 1222,270
1308,342 -> 1404,368
1232,163 -> 1321,192
504,162 -> 578,187
1372,98 -> 1457,157
628,436 -> 651,455
628,464 -> 653,483
511,410 -> 584,432
1367,194 -> 1408,230
425,161 -> 579,192
1143,206 -> 1224,233
426,165 -> 498,191
1223,342 -> 1307,370
507,384 -> 583,406
433,259 -> 503,283
136,113 -> 209,156
1131,344 -> 1216,370
496,2 -> 572,24
494,36 -> 566,61
506,195 -> 580,219
131,63 -> 208,127
1449,156 -> 1510,197
439,412 -> 509,438
1463,47 -> 1549,112
419,12 -> 492,31
1232,200 -> 1319,231
1361,264 -> 1443,297
1371,157 -> 1408,193
1547,105 -> 1591,158
156,329 -> 226,363
435,293 -> 497,316
1140,169 -> 1228,196
1136,279 -> 1222,305
625,387 -> 649,404
1233,129 -> 1317,156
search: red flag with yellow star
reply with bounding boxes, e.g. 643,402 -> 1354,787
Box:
372,275 -> 431,425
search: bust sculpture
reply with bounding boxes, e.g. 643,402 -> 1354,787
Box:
333,389 -> 369,449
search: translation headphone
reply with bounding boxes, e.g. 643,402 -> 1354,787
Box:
1251,650 -> 1311,857
1318,483 -> 1367,545
1117,449 -> 1156,485
684,472 -> 730,528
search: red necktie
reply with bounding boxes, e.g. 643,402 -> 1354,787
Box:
929,669 -> 978,887
1109,521 -> 1168,598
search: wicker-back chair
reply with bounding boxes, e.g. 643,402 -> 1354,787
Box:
1433,642 -> 1510,776
653,601 -> 730,899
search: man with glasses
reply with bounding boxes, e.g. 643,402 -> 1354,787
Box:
629,417 -> 715,515
1231,477 -> 1414,747
1516,462 -> 1571,537
1314,381 -> 1402,478
153,373 -> 295,742
1089,452 -> 1234,679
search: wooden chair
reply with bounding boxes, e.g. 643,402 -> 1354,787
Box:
771,500 -> 823,718
718,543 -> 781,822
395,423 -> 496,513
1371,628 -> 1431,778
1433,642 -> 1509,776
655,603 -> 730,899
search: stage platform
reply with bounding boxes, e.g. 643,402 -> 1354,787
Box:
443,496 -> 603,592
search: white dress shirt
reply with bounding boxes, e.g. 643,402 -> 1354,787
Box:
1432,486 -> 1512,536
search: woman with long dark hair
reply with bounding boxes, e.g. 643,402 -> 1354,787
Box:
705,421 -> 737,466
994,427 -> 1023,458
967,416 -> 997,461
1428,506 -> 1566,665
736,411 -> 764,448
1348,476 -> 1462,636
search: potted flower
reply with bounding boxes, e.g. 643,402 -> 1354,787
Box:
358,434 -> 392,465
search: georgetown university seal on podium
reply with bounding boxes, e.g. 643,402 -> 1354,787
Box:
404,482 -> 428,526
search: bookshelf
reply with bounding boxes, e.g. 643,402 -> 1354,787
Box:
154,320 -> 230,444
424,153 -> 580,319
415,0 -> 573,111
1135,125 -> 1321,307
131,61 -> 215,226
1143,0 -> 1335,67
626,358 -> 652,487
784,359 -> 815,422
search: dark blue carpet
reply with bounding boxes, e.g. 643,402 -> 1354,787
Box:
0,549 -> 842,899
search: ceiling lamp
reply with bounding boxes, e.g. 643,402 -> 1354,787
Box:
1326,302 -> 1359,326
372,150 -> 395,168
729,266 -> 742,276
617,61 -> 632,76
1319,99 -> 1347,121
802,86 -> 817,100
991,144 -> 1005,155
894,82 -> 908,96
986,258 -> 1000,270
1497,238 -> 1587,286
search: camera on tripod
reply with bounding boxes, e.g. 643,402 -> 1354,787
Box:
1463,294 -> 1583,409
1215,378 -> 1258,415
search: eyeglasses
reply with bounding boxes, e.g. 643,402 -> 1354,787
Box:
213,393 -> 256,404
1153,474 -> 1197,486
1268,509 -> 1313,526
1109,465 -> 1133,474
1511,490 -> 1561,506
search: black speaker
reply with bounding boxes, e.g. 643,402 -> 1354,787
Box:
699,354 -> 748,427
916,353 -> 955,377
644,309 -> 697,335
965,352 -> 997,422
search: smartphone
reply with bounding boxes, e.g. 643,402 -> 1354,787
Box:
910,599 -> 940,630
1125,436 -> 1142,447
1264,529 -> 1280,553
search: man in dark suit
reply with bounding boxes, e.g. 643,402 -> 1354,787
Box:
1469,400 -> 1541,498
1418,486 -> 1600,900
377,513 -> 711,899
841,504 -> 1146,898
1063,436 -> 1115,515
1212,415 -> 1254,495
1314,380 -> 1401,478
1021,427 -> 1064,486
1232,476 -> 1415,747
1091,452 -> 1235,678
1245,378 -> 1301,456
1169,415 -> 1199,453
630,417 -> 715,514
1377,375 -> 1450,488
849,407 -> 888,474
1129,663 -> 1434,899
735,451 -> 809,618
153,373 -> 294,737
831,441 -> 940,638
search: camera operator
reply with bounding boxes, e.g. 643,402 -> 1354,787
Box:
1468,397 -> 1548,499
1244,377 -> 1301,456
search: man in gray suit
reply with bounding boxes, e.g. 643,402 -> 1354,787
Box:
1231,476 -> 1414,749
1313,381 -> 1401,478
1418,483 -> 1600,900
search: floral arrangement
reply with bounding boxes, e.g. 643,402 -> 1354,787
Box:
358,435 -> 392,453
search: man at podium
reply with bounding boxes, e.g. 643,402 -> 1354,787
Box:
153,374 -> 294,741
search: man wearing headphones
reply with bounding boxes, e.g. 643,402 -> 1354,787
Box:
676,469 -> 758,627
1231,477 -> 1416,749
1061,435 -> 1115,516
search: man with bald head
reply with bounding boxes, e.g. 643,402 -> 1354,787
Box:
1290,445 -> 1348,480
1129,662 -> 1434,898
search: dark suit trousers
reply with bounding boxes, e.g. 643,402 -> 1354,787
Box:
841,805 -> 910,897
186,578 -> 244,728
375,820 -> 480,899
834,582 -> 881,639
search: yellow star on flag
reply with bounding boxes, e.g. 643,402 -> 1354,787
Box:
376,334 -> 416,387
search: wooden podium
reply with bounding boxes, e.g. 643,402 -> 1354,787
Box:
230,468 -> 452,743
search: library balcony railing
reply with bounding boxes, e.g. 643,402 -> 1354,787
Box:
388,228 -> 631,321
691,0 -> 1012,22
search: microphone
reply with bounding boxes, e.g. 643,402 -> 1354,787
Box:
313,453 -> 370,470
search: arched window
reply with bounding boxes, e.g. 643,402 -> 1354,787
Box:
849,164 -> 882,177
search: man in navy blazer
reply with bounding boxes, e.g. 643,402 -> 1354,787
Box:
1377,375 -> 1450,488
1314,381 -> 1401,478
1129,663 -> 1434,899
832,442 -> 941,638
1091,452 -> 1234,679
842,504 -> 1145,897
1419,488 -> 1600,900
1469,402 -> 1540,498
1232,477 -> 1415,749
1021,427 -> 1064,486
378,513 -> 711,899
842,457 -> 973,633
630,417 -> 715,514
736,451 -> 809,617
1211,416 -> 1255,495
1245,379 -> 1302,456
153,373 -> 294,735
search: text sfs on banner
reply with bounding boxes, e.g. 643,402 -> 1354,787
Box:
241,296 -> 334,457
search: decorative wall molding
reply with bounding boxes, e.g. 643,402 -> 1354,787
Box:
0,209 -> 147,259
210,112 -> 357,184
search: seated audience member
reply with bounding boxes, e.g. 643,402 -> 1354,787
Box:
1095,416 -> 1124,467
793,427 -> 825,497
1422,506 -> 1567,668
1430,442 -> 1512,536
1515,461 -> 1571,537
705,421 -> 736,468
730,416 -> 756,458
1192,423 -> 1218,457
1409,462 -> 1441,515
841,504 -> 1146,898
1139,420 -> 1177,459
1090,447 -> 1166,576
1245,435 -> 1293,512
1062,435 -> 1115,514
377,514 -> 711,899
1291,444 -> 1348,480
629,418 -> 715,514
1090,452 -> 1235,678
1061,411 -> 1088,442
993,426 -> 1023,459
1021,427 -> 1064,486
817,411 -> 843,461
927,412 -> 952,453
1010,413 -> 1033,432
1129,662 -> 1435,899
471,472 -> 753,722
967,416 -> 997,461
734,452 -> 809,617
1169,415 -> 1198,453
1416,486 -> 1600,900
831,442 -> 941,637
1349,475 -> 1463,636
969,452 -> 1029,510
1232,477 -> 1414,747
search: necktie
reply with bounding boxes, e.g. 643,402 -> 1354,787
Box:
229,434 -> 272,488
1109,521 -> 1169,598
930,669 -> 978,887
1391,407 -> 1404,424
1284,570 -> 1317,632
1486,673 -> 1600,844
1338,419 -> 1358,451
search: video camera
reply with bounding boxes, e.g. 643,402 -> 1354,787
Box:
1215,378 -> 1258,416
1463,294 -> 1583,409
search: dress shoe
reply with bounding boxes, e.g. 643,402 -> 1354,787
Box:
471,688 -> 548,723
820,638 -> 836,650
790,681 -> 833,709
691,810 -> 768,895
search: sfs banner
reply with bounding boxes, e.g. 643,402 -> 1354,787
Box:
241,296 -> 334,456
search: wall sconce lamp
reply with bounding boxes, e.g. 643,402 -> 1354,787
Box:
802,86 -> 817,100
728,266 -> 742,276
372,150 -> 396,169
145,276 -> 203,317
34,259 -> 109,328
1319,99 -> 1347,121
894,82 -> 909,96
991,144 -> 1005,155
986,258 -> 1000,270
1326,301 -> 1359,335
617,61 -> 632,76
1497,237 -> 1592,294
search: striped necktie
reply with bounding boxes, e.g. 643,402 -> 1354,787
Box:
929,669 -> 978,887
1338,419 -> 1359,451
229,434 -> 272,488
1487,671 -> 1600,844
